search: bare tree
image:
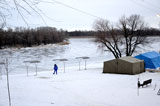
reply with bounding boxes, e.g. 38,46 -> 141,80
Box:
119,15 -> 148,56
93,14 -> 148,58
0,0 -> 47,26
93,19 -> 123,58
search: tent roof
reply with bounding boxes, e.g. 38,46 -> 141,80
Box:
140,51 -> 160,58
135,51 -> 160,69
119,56 -> 143,63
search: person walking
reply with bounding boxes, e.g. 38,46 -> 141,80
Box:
53,64 -> 58,75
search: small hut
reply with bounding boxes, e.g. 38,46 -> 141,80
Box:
103,56 -> 145,75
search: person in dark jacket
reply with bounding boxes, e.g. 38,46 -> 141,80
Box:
53,64 -> 58,75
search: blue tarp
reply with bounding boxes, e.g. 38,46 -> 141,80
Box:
135,51 -> 160,69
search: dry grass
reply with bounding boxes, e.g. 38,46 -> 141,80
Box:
57,41 -> 70,45
146,68 -> 160,73
38,77 -> 50,79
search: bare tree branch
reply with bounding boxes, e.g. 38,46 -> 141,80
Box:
0,0 -> 49,27
13,0 -> 29,26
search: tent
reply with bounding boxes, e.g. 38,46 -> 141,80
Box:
135,51 -> 160,69
103,56 -> 145,75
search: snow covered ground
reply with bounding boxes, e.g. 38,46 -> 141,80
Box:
0,37 -> 160,106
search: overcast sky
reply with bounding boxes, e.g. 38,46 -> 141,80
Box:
6,0 -> 160,31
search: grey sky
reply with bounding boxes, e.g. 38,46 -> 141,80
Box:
6,0 -> 160,31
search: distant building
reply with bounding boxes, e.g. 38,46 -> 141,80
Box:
103,56 -> 145,75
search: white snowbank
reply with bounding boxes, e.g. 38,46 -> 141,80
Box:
1,68 -> 160,106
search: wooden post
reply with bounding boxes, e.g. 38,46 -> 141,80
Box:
0,62 -> 5,80
27,65 -> 28,77
76,57 -> 82,71
154,83 -> 157,90
157,89 -> 160,95
137,86 -> 139,96
29,60 -> 40,76
0,66 -> 2,80
76,57 -> 89,71
36,63 -> 37,76
79,61 -> 81,71
24,61 -> 30,77
25,63 -> 29,77
137,77 -> 139,96
85,60 -> 87,70
63,62 -> 65,73
58,59 -> 68,73
5,58 -> 12,106
60,59 -> 68,73
82,57 -> 89,70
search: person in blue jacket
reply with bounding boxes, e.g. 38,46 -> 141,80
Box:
53,64 -> 58,75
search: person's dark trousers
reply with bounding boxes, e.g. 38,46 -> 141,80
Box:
53,70 -> 57,75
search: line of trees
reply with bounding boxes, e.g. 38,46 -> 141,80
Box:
0,23 -> 160,50
69,31 -> 95,37
68,28 -> 160,37
0,27 -> 69,49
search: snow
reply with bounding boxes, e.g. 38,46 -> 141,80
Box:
0,37 -> 160,106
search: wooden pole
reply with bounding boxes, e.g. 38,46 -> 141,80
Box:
27,65 -> 28,77
157,89 -> 160,95
85,60 -> 87,70
29,60 -> 40,76
64,62 -> 65,73
6,58 -> 11,106
35,64 -> 37,76
137,87 -> 139,96
137,77 -> 139,96
79,61 -> 81,71
25,63 -> 29,77
0,66 -> 2,80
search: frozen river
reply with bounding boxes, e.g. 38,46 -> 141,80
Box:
0,36 -> 160,75
0,37 -> 112,75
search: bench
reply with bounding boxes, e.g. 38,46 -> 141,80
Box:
138,79 -> 152,88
